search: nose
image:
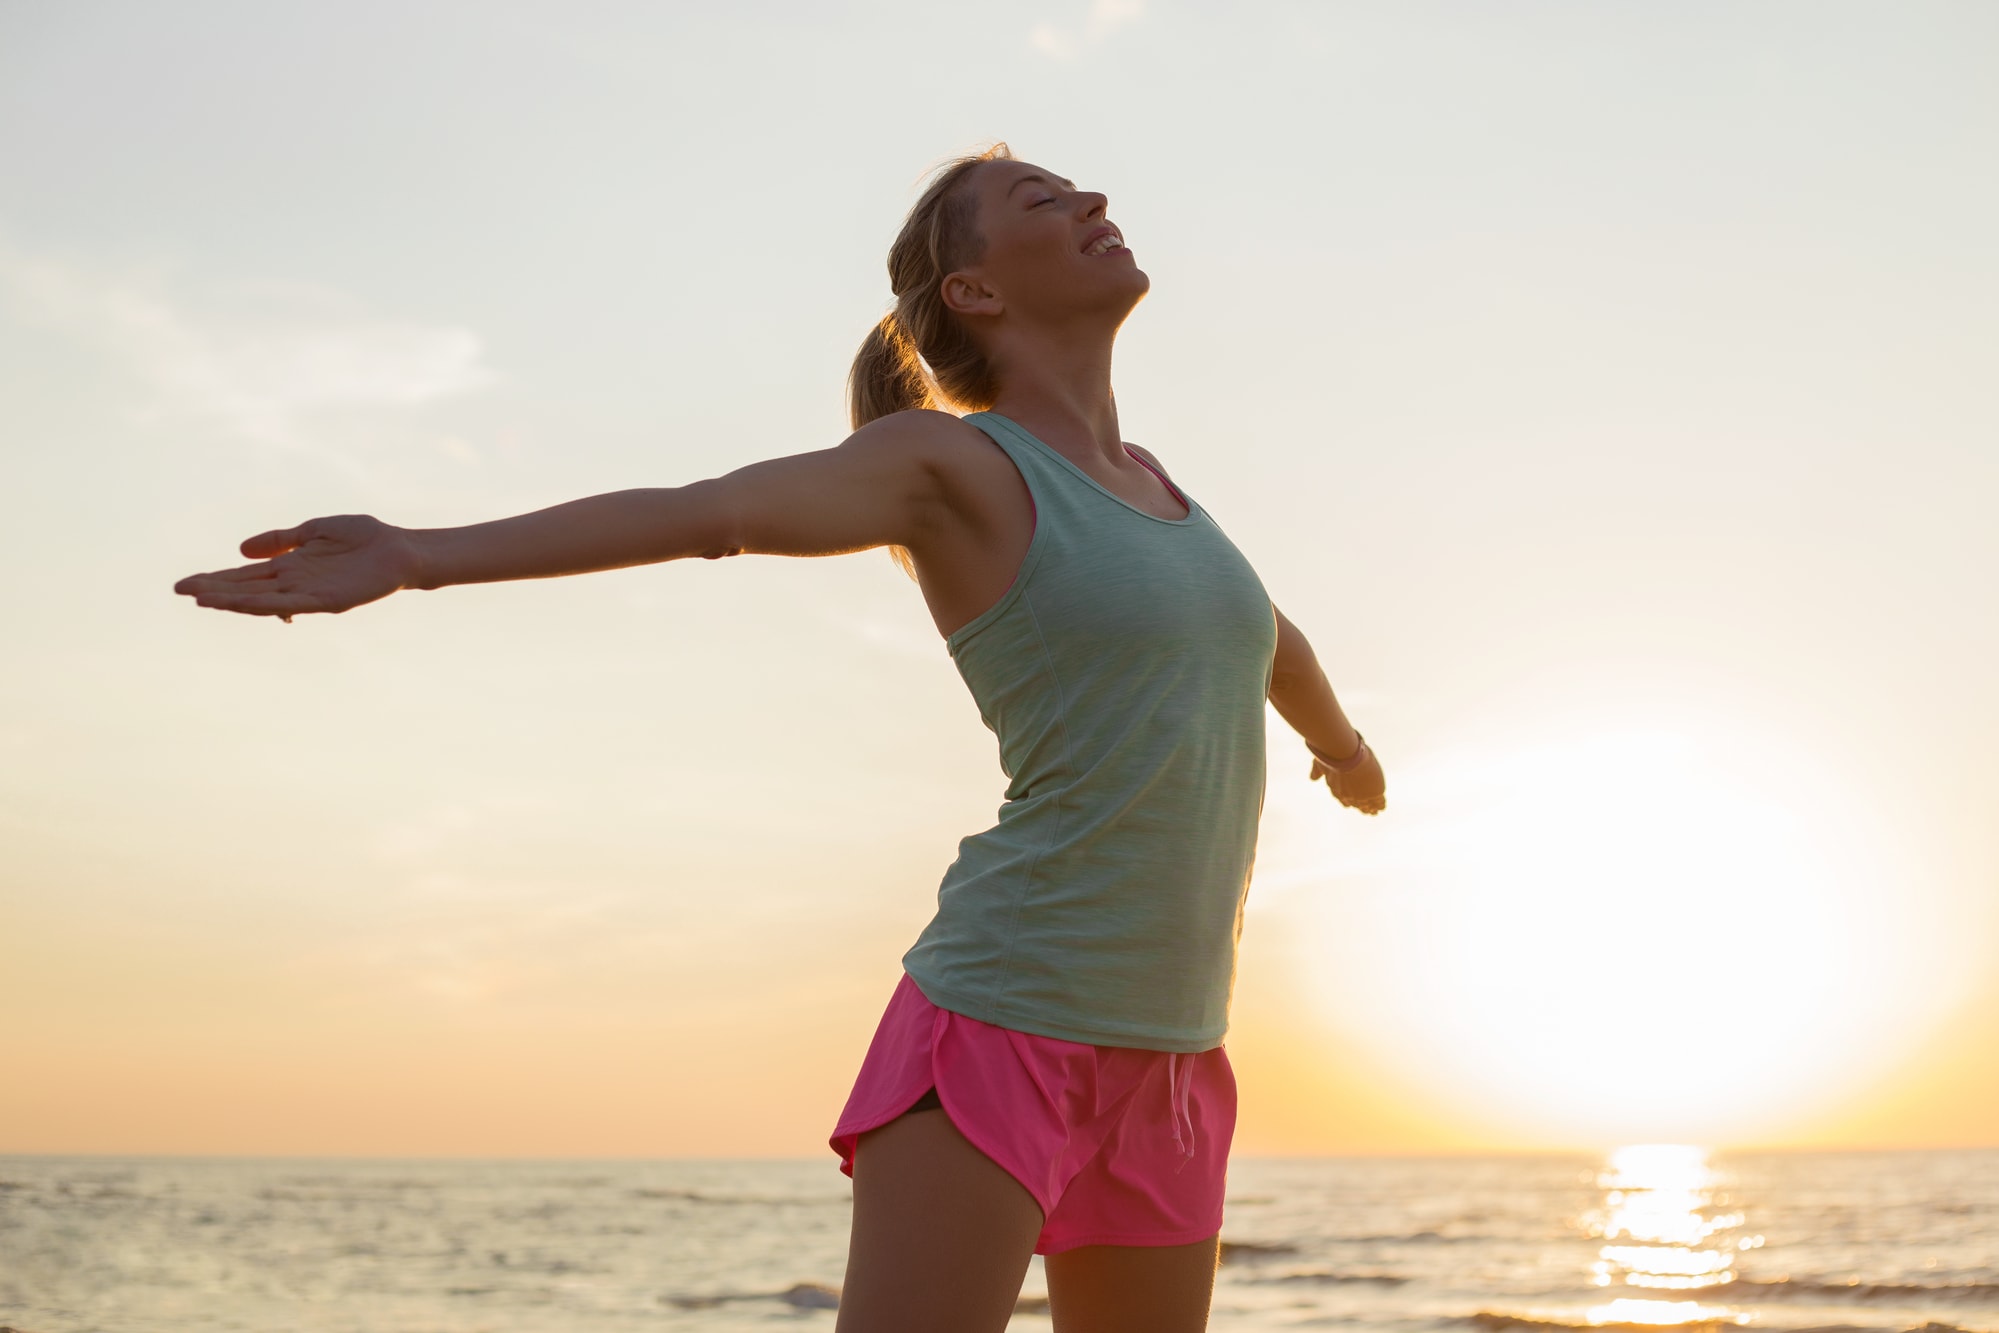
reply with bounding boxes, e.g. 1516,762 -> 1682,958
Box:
1076,190 -> 1108,219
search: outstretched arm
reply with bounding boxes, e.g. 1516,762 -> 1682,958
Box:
1269,604 -> 1386,816
174,411 -> 957,620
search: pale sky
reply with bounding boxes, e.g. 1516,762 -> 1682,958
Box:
2,0 -> 1995,1159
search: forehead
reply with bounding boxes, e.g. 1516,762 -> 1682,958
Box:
975,159 -> 1075,201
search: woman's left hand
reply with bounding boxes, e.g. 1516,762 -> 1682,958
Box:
1310,746 -> 1385,816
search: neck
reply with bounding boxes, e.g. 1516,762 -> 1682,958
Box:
982,320 -> 1123,461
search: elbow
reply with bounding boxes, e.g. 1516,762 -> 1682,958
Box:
675,479 -> 748,560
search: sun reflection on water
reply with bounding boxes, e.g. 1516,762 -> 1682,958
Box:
1581,1144 -> 1760,1326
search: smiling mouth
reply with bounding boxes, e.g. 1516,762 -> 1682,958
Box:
1083,228 -> 1125,256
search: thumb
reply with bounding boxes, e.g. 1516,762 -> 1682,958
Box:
241,520 -> 315,559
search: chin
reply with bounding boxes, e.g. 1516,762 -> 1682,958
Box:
1100,261 -> 1151,311
1049,260 -> 1151,325
1114,266 -> 1152,320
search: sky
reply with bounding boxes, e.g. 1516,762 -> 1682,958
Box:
1,0 -> 1994,1160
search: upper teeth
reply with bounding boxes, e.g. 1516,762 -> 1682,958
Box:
1087,233 -> 1122,255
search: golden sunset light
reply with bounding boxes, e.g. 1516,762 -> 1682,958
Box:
3,2 -> 1995,1329
1253,691 -> 1983,1151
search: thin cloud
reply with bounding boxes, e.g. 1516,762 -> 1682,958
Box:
1030,0 -> 1144,60
0,236 -> 496,461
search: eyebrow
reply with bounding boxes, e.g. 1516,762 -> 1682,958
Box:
1006,172 -> 1077,197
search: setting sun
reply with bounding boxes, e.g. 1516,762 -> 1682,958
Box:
1260,701 -> 1981,1148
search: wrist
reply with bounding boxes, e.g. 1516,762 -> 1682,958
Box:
398,527 -> 443,592
1308,731 -> 1368,773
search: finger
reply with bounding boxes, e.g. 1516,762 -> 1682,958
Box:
175,563 -> 282,595
190,588 -> 323,618
240,521 -> 316,559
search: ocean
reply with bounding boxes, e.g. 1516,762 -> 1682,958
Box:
1,1146 -> 1992,1332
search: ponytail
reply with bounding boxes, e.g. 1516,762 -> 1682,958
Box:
847,313 -> 932,431
848,143 -> 1013,580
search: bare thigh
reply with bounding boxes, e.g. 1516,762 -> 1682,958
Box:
836,1106 -> 1046,1333
1047,1235 -> 1222,1333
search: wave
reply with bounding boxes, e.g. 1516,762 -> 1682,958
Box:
658,1283 -> 1054,1315
1461,1314 -> 1984,1333
629,1187 -> 844,1206
1719,1279 -> 1999,1305
1240,1270 -> 1413,1287
1462,1312 -> 1752,1333
1220,1235 -> 1487,1267
661,1282 -> 842,1311
492,1254 -> 601,1276
1219,1240 -> 1302,1264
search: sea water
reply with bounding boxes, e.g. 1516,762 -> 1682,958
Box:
1,1147 -> 1993,1332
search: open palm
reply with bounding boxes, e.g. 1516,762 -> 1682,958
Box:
174,514 -> 420,621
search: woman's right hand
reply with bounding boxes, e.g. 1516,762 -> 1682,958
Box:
174,514 -> 423,621
1310,746 -> 1386,817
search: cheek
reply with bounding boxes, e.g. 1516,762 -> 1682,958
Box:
987,221 -> 1076,285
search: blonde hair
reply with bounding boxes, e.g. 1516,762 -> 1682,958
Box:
848,143 -> 1013,578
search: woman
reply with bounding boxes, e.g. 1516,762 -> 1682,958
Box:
174,143 -> 1386,1331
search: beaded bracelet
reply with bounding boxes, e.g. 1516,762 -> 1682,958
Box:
1308,733 -> 1369,774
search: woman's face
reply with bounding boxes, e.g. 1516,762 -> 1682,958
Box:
952,158 -> 1150,327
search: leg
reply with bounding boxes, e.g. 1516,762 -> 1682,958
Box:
1046,1234 -> 1221,1333
836,1103 -> 1047,1332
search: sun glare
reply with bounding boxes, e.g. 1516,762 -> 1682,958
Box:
1581,1144 -> 1757,1327
1264,704 -> 1974,1146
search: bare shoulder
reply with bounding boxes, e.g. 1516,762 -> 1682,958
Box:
845,408 -> 990,460
1125,441 -> 1173,478
848,408 -> 1019,492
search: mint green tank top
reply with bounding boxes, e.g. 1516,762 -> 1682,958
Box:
901,411 -> 1279,1053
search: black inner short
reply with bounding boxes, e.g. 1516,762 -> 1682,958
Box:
901,1086 -> 943,1116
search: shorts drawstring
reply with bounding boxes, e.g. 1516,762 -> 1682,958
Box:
1166,1051 -> 1197,1173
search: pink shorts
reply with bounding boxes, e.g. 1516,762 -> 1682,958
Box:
828,972 -> 1236,1255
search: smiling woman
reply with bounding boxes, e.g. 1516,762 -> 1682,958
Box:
171,143 -> 1386,1333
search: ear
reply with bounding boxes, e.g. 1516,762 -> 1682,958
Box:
940,270 -> 1003,319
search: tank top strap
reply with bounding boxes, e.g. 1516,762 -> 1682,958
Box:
961,411 -> 1101,534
